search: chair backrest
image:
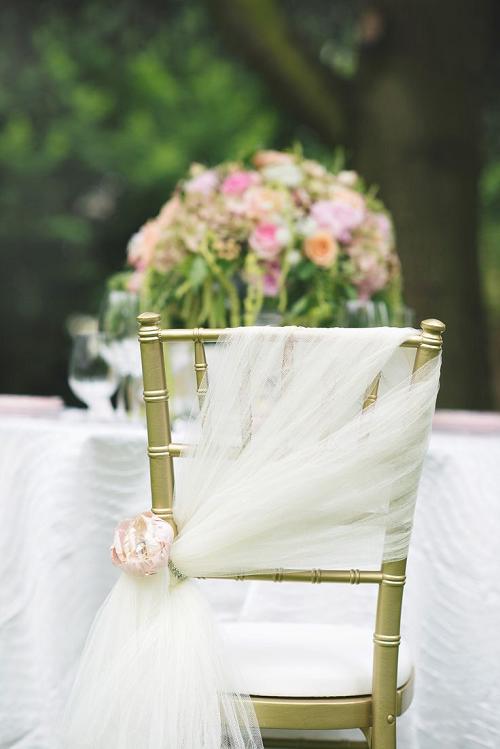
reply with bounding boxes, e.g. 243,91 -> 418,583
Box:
137,314 -> 445,743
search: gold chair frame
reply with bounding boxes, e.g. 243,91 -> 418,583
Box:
137,314 -> 445,749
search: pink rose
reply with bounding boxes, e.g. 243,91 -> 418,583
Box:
222,170 -> 259,195
249,222 -> 289,259
184,169 -> 218,196
311,189 -> 366,243
262,261 -> 281,297
111,511 -> 174,577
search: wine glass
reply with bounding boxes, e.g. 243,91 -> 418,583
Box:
69,331 -> 118,419
338,300 -> 413,328
390,305 -> 415,327
339,300 -> 377,327
99,290 -> 142,417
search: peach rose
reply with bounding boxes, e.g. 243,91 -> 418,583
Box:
304,231 -> 339,268
252,150 -> 295,169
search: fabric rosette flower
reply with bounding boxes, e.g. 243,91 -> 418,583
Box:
111,511 -> 174,576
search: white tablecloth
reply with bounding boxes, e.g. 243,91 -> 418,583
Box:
0,412 -> 499,748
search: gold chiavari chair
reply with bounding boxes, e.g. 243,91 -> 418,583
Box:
137,313 -> 445,749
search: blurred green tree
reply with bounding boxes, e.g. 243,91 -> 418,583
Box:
0,0 -> 286,398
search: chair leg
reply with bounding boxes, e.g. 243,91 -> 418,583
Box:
371,718 -> 396,749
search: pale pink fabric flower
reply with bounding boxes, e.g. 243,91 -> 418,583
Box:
311,188 -> 366,243
184,170 -> 218,196
222,170 -> 259,195
262,261 -> 281,297
111,511 -> 174,576
249,223 -> 289,259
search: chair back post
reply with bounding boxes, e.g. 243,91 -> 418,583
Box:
137,312 -> 176,534
193,329 -> 208,408
370,318 -> 445,749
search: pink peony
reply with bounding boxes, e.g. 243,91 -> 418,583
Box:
110,511 -> 174,577
222,170 -> 259,195
311,189 -> 366,243
249,222 -> 289,260
184,169 -> 218,196
262,261 -> 281,297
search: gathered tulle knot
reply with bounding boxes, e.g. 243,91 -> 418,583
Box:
111,511 -> 174,576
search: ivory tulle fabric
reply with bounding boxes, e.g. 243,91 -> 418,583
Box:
63,326 -> 440,749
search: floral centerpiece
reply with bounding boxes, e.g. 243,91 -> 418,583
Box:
118,149 -> 402,327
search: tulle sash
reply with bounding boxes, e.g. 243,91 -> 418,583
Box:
63,326 -> 440,748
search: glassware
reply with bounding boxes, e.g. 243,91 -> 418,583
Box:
69,331 -> 118,419
99,290 -> 142,418
390,305 -> 415,327
99,289 -> 139,341
337,300 -> 415,328
338,300 -> 377,327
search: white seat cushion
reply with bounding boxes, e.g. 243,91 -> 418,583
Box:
223,622 -> 412,698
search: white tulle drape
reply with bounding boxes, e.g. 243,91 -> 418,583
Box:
63,326 -> 440,749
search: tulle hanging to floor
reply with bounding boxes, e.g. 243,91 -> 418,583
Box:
63,326 -> 440,749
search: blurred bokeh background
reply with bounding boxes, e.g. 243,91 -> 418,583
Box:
1,0 -> 499,409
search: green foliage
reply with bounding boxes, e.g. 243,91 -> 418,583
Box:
0,0 -> 287,395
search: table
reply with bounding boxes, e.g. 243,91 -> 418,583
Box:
0,410 -> 499,748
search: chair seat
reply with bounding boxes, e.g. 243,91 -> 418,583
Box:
223,622 -> 412,698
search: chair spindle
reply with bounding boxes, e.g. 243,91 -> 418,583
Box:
137,312 -> 176,534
